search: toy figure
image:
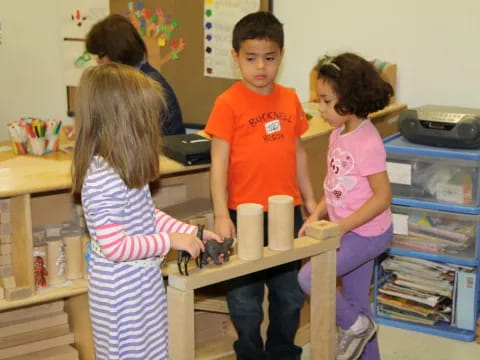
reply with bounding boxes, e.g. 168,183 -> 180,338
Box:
177,225 -> 234,275
33,255 -> 48,290
177,225 -> 205,276
198,237 -> 234,267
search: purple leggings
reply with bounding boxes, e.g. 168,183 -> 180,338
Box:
298,226 -> 392,360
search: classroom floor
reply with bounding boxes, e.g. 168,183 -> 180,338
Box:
301,324 -> 480,360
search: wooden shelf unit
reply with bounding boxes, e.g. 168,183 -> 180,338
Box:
0,149 -> 211,359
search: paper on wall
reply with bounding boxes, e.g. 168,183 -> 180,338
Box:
204,0 -> 260,79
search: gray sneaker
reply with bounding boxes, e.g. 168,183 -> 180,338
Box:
336,314 -> 378,360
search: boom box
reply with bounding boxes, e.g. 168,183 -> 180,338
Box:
398,105 -> 480,149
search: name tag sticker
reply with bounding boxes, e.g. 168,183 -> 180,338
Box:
386,162 -> 411,185
392,213 -> 408,235
265,120 -> 281,134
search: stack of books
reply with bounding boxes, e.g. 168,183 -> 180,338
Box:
377,255 -> 459,326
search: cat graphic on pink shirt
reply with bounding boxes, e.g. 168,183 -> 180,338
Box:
325,147 -> 357,208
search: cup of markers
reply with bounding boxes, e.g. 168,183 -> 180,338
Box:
7,117 -> 62,156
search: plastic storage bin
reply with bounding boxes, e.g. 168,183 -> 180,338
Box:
384,134 -> 480,213
374,255 -> 479,341
391,205 -> 480,264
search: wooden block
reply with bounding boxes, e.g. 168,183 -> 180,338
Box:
0,301 -> 64,324
195,311 -> 234,345
305,220 -> 340,240
5,287 -> 32,302
31,193 -> 72,228
0,255 -> 11,266
0,200 -> 10,214
0,287 -> 4,301
0,224 -> 10,236
168,236 -> 339,291
0,213 -> 10,224
0,324 -> 74,359
0,244 -> 11,255
4,345 -> 78,360
187,215 -> 209,227
0,265 -> 12,277
0,312 -> 68,338
0,234 -> 11,244
0,276 -> 16,289
194,294 -> 229,313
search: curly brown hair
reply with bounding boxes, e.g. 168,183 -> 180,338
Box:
315,53 -> 393,118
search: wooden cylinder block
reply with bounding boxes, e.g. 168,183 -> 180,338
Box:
62,227 -> 83,280
237,203 -> 264,261
47,238 -> 66,285
268,195 -> 294,251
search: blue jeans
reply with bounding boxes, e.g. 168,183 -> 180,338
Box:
226,207 -> 304,360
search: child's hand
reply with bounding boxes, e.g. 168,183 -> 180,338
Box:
202,229 -> 223,244
169,233 -> 205,258
298,214 -> 317,237
214,215 -> 236,239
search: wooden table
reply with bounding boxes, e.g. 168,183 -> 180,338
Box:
167,226 -> 340,360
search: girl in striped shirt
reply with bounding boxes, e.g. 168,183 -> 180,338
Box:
72,63 -> 220,360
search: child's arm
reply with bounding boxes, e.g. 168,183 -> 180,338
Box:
296,138 -> 317,215
93,210 -> 204,262
154,209 -> 196,234
336,171 -> 392,235
154,209 -> 222,244
298,196 -> 328,236
210,136 -> 236,239
94,222 -> 205,262
94,223 -> 171,261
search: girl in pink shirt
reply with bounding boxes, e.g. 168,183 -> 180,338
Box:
297,53 -> 393,360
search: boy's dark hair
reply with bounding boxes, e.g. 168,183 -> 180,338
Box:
232,11 -> 283,52
316,53 -> 394,118
86,14 -> 146,66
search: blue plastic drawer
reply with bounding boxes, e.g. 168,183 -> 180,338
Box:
391,205 -> 480,263
385,134 -> 480,212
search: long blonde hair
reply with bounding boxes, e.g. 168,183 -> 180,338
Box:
72,63 -> 165,194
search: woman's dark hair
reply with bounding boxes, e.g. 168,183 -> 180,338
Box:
86,14 -> 146,66
232,11 -> 283,53
315,53 -> 393,118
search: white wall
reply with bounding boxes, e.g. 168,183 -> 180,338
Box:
0,0 -> 68,141
1,1 -> 479,141
274,0 -> 480,108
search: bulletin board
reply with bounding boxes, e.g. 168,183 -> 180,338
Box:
110,0 -> 272,128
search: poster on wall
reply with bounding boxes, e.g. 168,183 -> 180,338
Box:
204,0 -> 260,79
60,0 -> 109,116
124,1 -> 186,72
61,0 -> 109,39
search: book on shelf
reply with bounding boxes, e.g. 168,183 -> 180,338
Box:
378,255 -> 459,326
455,270 -> 477,331
378,255 -> 477,327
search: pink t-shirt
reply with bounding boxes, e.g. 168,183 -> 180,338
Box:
324,120 -> 392,236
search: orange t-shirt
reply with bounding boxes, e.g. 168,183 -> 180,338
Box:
205,82 -> 308,211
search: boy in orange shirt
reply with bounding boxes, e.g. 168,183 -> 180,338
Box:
205,11 -> 316,360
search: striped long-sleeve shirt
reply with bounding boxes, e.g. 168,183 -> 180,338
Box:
82,156 -> 196,262
81,155 -> 195,360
